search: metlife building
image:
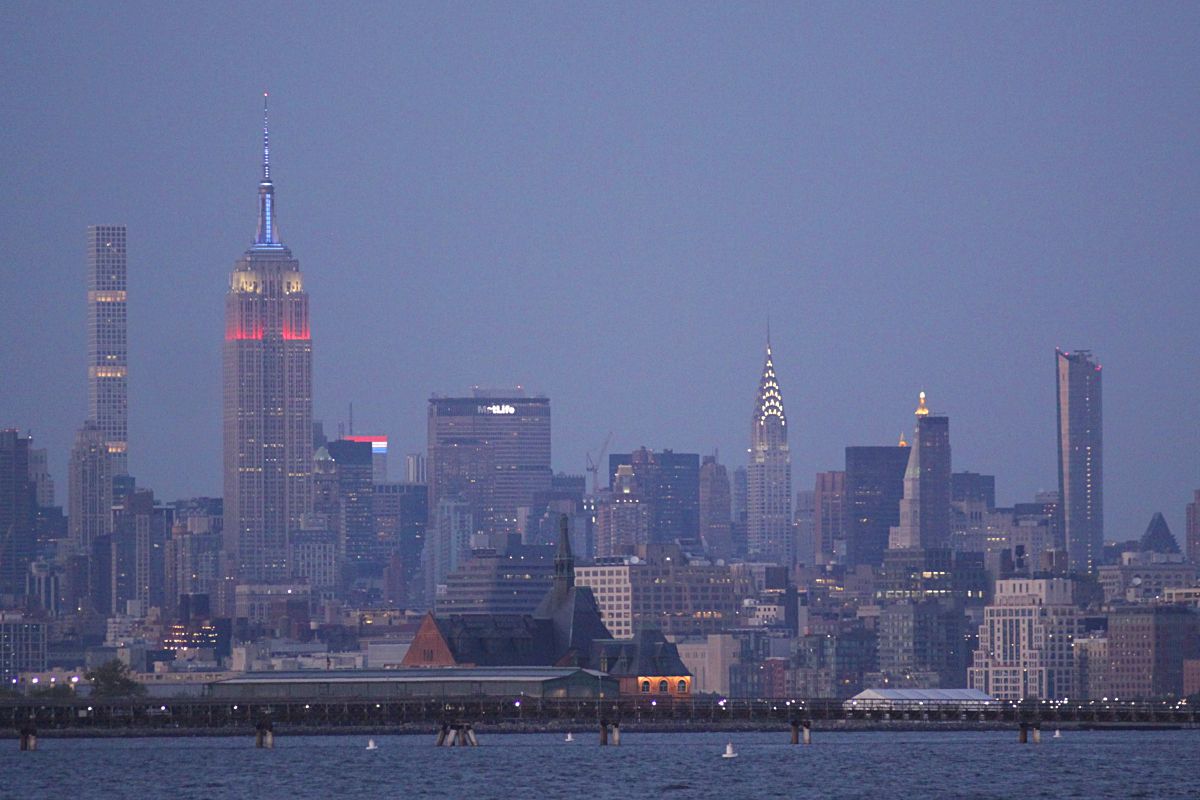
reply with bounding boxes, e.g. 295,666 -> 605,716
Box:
427,389 -> 552,538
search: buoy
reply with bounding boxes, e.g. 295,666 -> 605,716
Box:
722,742 -> 738,759
366,739 -> 378,750
564,732 -> 574,743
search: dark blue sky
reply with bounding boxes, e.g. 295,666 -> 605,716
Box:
2,3 -> 1198,540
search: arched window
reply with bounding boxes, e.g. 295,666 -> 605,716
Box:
658,679 -> 669,693
677,680 -> 688,694
640,680 -> 651,693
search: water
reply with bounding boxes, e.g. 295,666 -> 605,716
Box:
3,729 -> 1197,799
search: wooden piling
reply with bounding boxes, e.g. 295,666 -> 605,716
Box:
802,720 -> 812,745
790,720 -> 800,745
1019,723 -> 1028,744
18,725 -> 36,751
599,720 -> 609,746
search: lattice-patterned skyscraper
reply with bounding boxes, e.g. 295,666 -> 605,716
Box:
223,96 -> 313,582
87,224 -> 128,475
747,336 -> 792,564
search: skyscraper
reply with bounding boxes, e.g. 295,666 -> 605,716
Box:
889,393 -> 951,550
793,489 -> 816,566
87,224 -> 129,475
608,448 -> 700,546
0,430 -> 37,603
1187,490 -> 1200,566
844,445 -> 910,568
968,578 -> 1082,701
426,390 -> 551,540
325,438 -> 375,578
813,471 -> 846,564
342,435 -> 389,483
223,96 -> 313,583
68,421 -> 113,553
747,339 -> 791,563
1056,349 -> 1103,573
698,455 -> 732,560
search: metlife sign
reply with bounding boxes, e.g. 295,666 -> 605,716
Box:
478,404 -> 516,415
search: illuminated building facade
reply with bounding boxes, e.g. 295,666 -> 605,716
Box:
87,224 -> 128,475
223,97 -> 313,583
747,340 -> 792,564
968,578 -> 1082,701
0,614 -> 47,682
1056,349 -> 1102,573
426,390 -> 551,539
575,544 -> 745,638
1106,605 -> 1200,699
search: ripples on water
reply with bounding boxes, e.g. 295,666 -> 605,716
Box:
3,730 -> 1197,799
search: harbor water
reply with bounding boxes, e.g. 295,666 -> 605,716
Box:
4,729 -> 1197,799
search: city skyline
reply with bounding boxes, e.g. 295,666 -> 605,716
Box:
2,5 -> 1198,541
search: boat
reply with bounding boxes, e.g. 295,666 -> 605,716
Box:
564,732 -> 574,743
1053,730 -> 1062,739
366,739 -> 378,750
722,742 -> 737,759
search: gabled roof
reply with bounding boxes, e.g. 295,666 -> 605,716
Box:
534,585 -> 612,667
433,614 -> 556,666
592,629 -> 691,677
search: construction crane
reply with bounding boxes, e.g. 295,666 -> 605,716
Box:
585,431 -> 613,495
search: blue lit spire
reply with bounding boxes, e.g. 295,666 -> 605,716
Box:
254,92 -> 282,248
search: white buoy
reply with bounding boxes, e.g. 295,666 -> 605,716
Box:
1053,729 -> 1062,739
564,732 -> 574,743
722,742 -> 738,759
366,738 -> 378,750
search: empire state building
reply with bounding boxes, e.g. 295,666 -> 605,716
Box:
223,96 -> 313,583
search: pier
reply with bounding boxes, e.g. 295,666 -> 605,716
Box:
4,696 -> 1196,740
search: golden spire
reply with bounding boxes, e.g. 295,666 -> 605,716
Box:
898,431 -> 908,447
915,391 -> 929,417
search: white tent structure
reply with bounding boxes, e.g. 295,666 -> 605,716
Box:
845,688 -> 996,709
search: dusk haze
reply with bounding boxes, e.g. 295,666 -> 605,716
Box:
1,4 -> 1198,797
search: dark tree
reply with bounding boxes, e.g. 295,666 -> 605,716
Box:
85,660 -> 146,698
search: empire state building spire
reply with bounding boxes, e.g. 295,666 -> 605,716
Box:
255,92 -> 281,248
